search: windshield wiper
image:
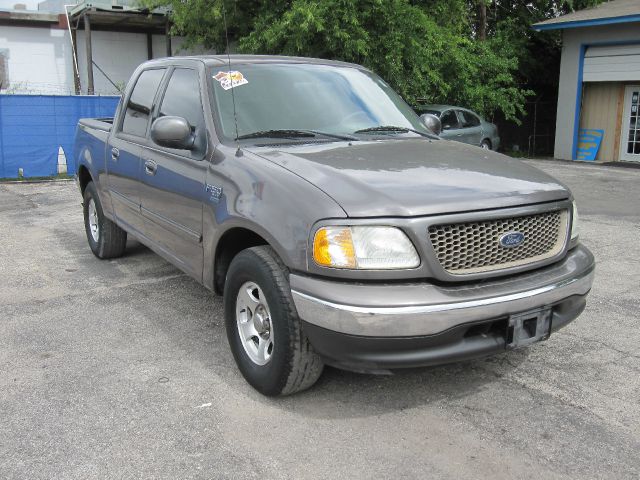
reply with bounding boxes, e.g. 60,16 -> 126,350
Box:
236,129 -> 357,141
353,125 -> 433,138
236,129 -> 315,140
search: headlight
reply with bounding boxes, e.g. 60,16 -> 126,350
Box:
313,226 -> 420,269
571,201 -> 579,241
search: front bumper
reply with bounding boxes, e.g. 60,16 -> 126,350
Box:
291,245 -> 594,370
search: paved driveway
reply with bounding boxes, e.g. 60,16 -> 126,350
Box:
1,160 -> 638,479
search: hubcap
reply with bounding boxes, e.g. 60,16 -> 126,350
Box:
482,142 -> 490,150
88,198 -> 100,242
235,282 -> 274,365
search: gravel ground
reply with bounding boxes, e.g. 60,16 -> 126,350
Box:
0,159 -> 638,479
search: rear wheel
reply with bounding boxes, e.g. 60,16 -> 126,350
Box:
224,246 -> 324,396
83,181 -> 127,259
481,139 -> 492,150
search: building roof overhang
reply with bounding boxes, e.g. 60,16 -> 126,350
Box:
532,0 -> 640,31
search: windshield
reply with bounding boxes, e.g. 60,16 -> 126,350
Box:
209,63 -> 430,141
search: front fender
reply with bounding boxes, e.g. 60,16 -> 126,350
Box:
201,146 -> 346,290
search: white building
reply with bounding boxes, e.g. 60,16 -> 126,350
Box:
0,0 -> 196,95
533,0 -> 640,163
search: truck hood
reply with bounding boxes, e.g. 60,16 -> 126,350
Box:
247,138 -> 570,217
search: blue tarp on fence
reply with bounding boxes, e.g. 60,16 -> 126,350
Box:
0,95 -> 120,179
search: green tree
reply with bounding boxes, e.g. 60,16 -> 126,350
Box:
142,0 -> 604,122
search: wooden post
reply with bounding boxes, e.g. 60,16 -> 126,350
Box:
85,12 -> 94,95
147,32 -> 153,60
165,20 -> 172,57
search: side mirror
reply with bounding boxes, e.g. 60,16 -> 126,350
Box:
150,116 -> 195,150
420,113 -> 442,136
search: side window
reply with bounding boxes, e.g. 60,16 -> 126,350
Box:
121,69 -> 165,137
157,68 -> 204,131
459,110 -> 481,128
441,110 -> 460,130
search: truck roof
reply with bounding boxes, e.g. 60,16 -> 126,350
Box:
140,54 -> 365,70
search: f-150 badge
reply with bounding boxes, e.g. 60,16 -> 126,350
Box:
205,184 -> 223,203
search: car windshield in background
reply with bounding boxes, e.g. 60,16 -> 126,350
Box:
209,64 -> 430,141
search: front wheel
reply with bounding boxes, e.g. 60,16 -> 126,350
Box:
480,139 -> 492,150
83,181 -> 127,259
224,246 -> 324,396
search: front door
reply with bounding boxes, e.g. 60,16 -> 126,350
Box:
439,110 -> 462,142
620,85 -> 640,162
139,67 -> 207,279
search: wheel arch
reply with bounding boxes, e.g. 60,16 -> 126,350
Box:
77,164 -> 93,194
213,226 -> 272,295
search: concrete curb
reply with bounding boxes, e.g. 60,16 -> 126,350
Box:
0,178 -> 75,185
522,157 -> 640,170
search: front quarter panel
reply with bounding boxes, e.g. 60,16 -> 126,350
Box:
201,145 -> 347,289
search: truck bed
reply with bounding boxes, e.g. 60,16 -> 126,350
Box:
78,118 -> 114,133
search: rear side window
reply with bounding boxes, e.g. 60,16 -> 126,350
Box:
122,69 -> 165,137
459,110 -> 481,128
158,68 -> 204,129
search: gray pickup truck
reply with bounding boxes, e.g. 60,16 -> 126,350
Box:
74,55 -> 595,396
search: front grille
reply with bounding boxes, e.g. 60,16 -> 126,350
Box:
428,210 -> 569,275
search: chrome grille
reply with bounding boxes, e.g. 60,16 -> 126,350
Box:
428,210 -> 569,275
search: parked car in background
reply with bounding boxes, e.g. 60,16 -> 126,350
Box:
414,104 -> 500,150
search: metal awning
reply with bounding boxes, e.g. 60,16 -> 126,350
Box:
67,2 -> 171,94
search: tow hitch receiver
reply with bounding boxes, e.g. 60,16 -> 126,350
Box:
506,308 -> 551,349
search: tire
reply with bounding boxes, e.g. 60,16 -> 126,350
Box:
481,139 -> 492,150
83,181 -> 127,259
224,246 -> 324,396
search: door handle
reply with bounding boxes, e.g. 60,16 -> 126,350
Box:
144,159 -> 157,176
111,147 -> 119,161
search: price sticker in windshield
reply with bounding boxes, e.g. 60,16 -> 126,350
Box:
213,71 -> 249,90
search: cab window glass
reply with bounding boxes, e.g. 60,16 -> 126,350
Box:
122,69 -> 165,137
441,110 -> 460,130
158,68 -> 204,129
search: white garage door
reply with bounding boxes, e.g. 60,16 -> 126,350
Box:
584,44 -> 640,82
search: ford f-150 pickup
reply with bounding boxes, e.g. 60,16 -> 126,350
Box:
74,55 -> 595,396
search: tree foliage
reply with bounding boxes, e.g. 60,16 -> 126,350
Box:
143,0 -> 605,122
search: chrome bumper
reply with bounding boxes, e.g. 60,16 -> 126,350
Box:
291,245 -> 594,337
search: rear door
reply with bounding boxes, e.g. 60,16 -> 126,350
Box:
107,68 -> 166,233
456,110 -> 483,146
138,66 -> 208,278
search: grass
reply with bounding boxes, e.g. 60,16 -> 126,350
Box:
503,150 -> 530,158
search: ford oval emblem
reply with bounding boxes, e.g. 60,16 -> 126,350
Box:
499,231 -> 525,248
